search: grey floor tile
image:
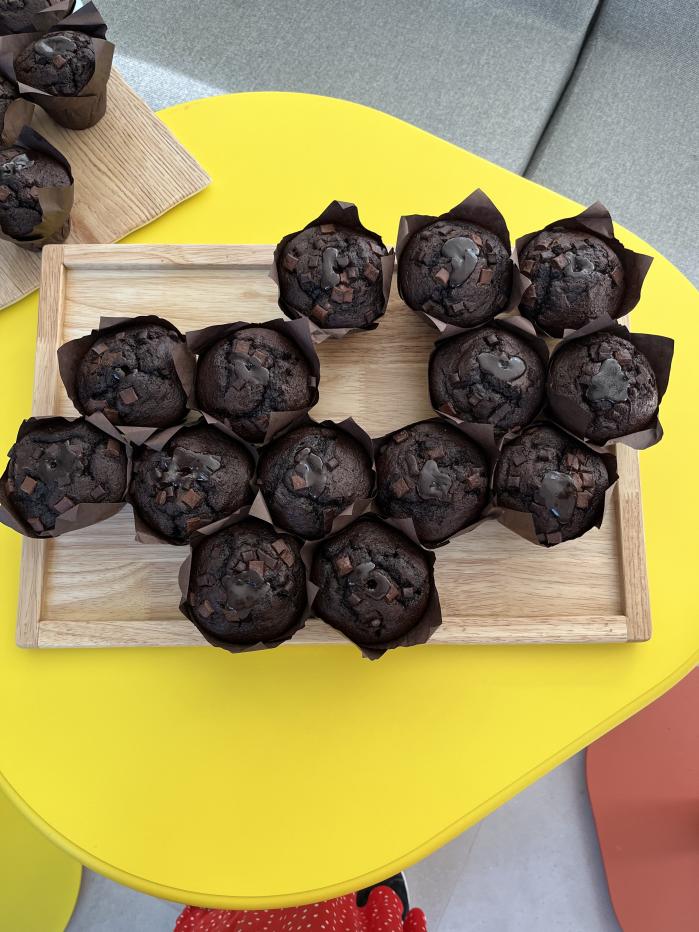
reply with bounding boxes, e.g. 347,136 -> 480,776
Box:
98,0 -> 598,173
66,869 -> 182,932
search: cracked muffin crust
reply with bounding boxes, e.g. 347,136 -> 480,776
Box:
5,419 -> 126,534
195,326 -> 315,444
0,0 -> 63,35
493,424 -> 610,545
130,426 -> 255,543
14,30 -> 95,96
375,419 -> 489,545
76,323 -> 189,428
399,219 -> 512,327
278,223 -> 388,328
311,517 -> 432,645
547,332 -> 659,444
429,324 -> 545,433
185,518 -> 307,645
519,229 -> 624,334
0,141 -> 71,240
257,422 -> 373,540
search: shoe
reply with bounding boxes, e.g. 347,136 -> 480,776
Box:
356,872 -> 409,920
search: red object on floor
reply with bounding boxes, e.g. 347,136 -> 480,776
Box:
586,668 -> 699,932
175,886 -> 427,931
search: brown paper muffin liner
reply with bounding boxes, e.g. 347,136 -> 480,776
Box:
0,411 -> 129,539
127,412 -> 259,546
490,418 -> 619,548
428,315 -> 550,445
270,199 -> 395,343
254,412 -> 376,539
514,201 -> 654,338
0,94 -> 33,144
395,188 -> 528,332
31,0 -> 77,33
186,316 -> 321,443
372,416 -> 500,548
177,492 -> 317,654
57,314 -> 197,438
0,3 -> 113,130
302,507 -> 442,660
0,124 -> 73,249
546,315 -> 674,451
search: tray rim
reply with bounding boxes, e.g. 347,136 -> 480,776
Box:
16,243 -> 651,648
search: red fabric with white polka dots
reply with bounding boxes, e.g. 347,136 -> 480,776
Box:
175,886 -> 428,931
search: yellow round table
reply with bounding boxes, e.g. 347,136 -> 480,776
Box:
0,93 -> 697,910
0,785 -> 80,931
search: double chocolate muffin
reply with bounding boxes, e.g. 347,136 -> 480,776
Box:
75,323 -> 190,428
0,0 -> 62,35
519,229 -> 624,334
399,219 -> 512,327
196,326 -> 315,444
278,223 -> 388,328
5,419 -> 127,534
429,325 -> 545,433
493,424 -> 610,545
185,518 -> 307,645
376,420 -> 488,545
547,332 -> 659,444
257,422 -> 373,539
130,426 -> 255,542
0,140 -> 71,241
14,31 -> 95,96
311,517 -> 432,646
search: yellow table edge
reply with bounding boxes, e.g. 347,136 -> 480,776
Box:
1,654 -> 695,910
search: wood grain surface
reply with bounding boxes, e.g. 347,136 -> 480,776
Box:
0,71 -> 210,311
18,244 -> 651,648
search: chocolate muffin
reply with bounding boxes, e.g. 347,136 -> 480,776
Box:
547,332 -> 659,444
185,518 -> 307,645
130,426 -> 255,543
278,223 -> 388,328
0,141 -> 71,241
376,420 -> 488,545
493,424 -> 610,545
519,229 -> 624,334
75,323 -> 189,428
0,0 -> 62,35
14,31 -> 95,96
195,326 -> 315,444
399,219 -> 512,327
311,517 -> 432,646
429,324 -> 545,433
257,422 -> 373,539
5,419 -> 126,534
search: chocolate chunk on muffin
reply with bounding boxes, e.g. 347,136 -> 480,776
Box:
311,517 -> 432,645
493,424 -> 610,545
14,30 -> 95,96
0,0 -> 63,35
185,518 -> 307,645
547,332 -> 659,444
376,420 -> 488,545
257,422 -> 373,540
0,140 -> 71,241
75,323 -> 190,428
196,326 -> 315,444
429,324 -> 545,433
278,224 -> 388,328
130,426 -> 255,543
5,418 -> 126,534
399,220 -> 512,327
519,230 -> 624,334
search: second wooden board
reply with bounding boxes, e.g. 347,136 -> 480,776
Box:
16,244 -> 650,648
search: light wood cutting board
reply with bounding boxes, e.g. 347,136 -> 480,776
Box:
16,243 -> 650,648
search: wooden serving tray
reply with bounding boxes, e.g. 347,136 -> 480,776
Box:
0,70 -> 210,311
16,243 -> 650,648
